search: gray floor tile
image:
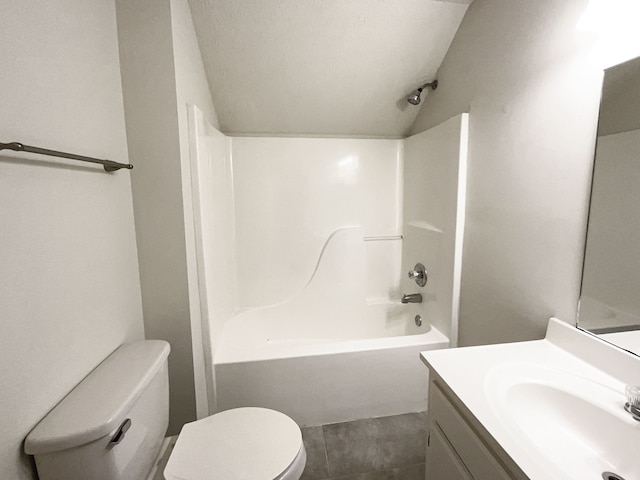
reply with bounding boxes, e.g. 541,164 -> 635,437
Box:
320,470 -> 397,480
323,412 -> 427,476
301,425 -> 330,480
392,463 -> 424,480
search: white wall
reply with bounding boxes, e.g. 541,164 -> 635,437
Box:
411,0 -> 603,345
0,1 -> 144,478
231,137 -> 402,308
188,0 -> 470,137
116,0 -> 218,431
401,114 -> 468,342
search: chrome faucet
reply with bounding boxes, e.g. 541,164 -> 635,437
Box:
625,385 -> 640,421
401,293 -> 422,304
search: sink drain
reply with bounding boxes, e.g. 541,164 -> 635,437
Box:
603,472 -> 626,480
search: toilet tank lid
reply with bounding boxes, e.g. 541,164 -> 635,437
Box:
24,340 -> 170,455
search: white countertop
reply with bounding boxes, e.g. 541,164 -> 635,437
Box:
421,318 -> 640,480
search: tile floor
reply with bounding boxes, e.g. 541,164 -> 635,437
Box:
300,412 -> 427,480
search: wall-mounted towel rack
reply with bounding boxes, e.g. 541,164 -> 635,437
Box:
0,142 -> 133,172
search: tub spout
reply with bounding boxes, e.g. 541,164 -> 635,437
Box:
401,293 -> 422,304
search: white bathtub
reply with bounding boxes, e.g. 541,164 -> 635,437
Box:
212,227 -> 450,425
214,302 -> 449,426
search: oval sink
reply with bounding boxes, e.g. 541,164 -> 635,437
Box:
485,364 -> 640,480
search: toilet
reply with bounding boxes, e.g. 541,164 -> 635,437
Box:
24,340 -> 306,480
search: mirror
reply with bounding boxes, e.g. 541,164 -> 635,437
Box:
578,55 -> 640,356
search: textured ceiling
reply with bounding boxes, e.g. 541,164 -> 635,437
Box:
188,0 -> 472,137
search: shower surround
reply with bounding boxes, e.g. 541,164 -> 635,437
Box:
188,106 -> 468,424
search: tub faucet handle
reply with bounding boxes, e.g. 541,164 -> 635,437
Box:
408,263 -> 427,287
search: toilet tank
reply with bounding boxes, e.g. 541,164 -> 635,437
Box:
25,340 -> 171,480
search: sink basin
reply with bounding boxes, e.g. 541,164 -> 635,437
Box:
485,364 -> 640,480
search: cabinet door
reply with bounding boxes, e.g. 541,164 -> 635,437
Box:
426,425 -> 474,480
429,382 -> 513,480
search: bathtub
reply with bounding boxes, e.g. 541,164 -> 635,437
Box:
214,302 -> 449,426
213,227 -> 450,425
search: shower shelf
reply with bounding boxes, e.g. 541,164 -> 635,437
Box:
363,234 -> 403,241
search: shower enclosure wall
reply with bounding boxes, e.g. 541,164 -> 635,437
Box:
188,106 -> 468,425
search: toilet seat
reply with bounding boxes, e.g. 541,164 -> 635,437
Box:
164,407 -> 305,480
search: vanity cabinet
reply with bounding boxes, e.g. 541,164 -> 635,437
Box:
426,424 -> 474,480
425,374 -> 527,480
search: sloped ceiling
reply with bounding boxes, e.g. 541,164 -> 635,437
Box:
188,0 -> 472,137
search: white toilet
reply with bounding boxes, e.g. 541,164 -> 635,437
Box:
24,340 -> 306,480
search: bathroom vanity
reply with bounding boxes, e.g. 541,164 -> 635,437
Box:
421,318 -> 640,480
424,373 -> 524,480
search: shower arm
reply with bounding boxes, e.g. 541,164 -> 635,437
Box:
419,80 -> 438,92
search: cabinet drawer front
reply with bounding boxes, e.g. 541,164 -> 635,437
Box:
426,424 -> 474,480
430,382 -> 512,480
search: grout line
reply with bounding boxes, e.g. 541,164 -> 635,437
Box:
320,424 -> 332,477
319,409 -> 427,428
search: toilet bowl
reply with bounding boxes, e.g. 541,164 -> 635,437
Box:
165,407 -> 306,480
24,340 -> 306,480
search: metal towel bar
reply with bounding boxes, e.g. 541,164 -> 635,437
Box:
0,142 -> 133,172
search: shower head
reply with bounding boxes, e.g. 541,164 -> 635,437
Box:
406,80 -> 438,105
407,90 -> 422,105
